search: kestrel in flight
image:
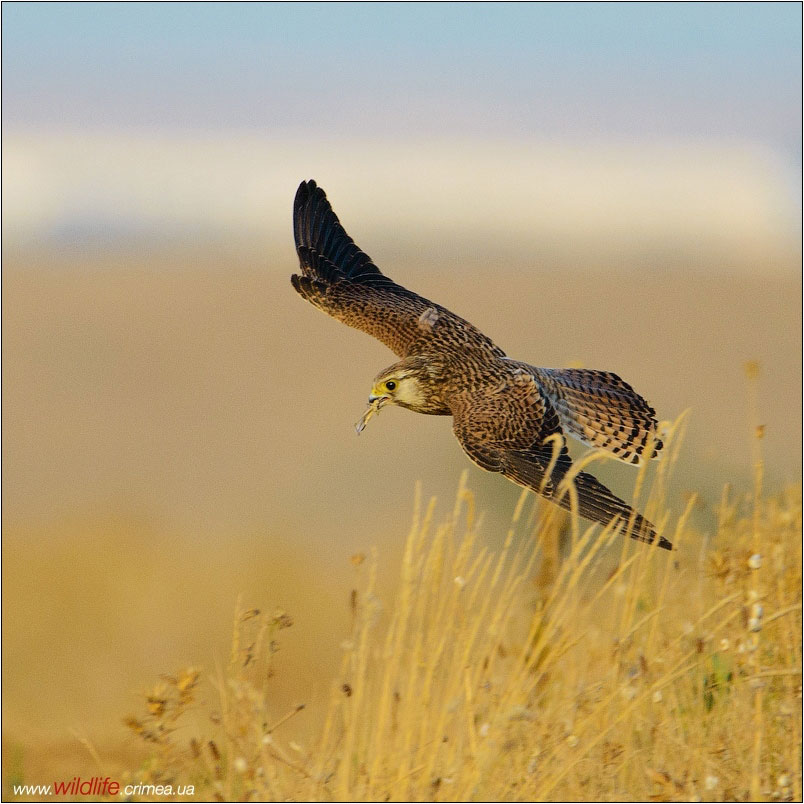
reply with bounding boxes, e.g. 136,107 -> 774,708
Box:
290,180 -> 670,550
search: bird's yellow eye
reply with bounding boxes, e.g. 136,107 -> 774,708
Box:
385,380 -> 397,391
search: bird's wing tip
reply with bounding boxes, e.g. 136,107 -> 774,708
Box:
294,179 -> 319,206
657,535 -> 674,551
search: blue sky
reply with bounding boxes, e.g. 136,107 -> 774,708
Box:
3,2 -> 801,162
3,2 -> 800,253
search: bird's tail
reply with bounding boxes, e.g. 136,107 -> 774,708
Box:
530,366 -> 664,466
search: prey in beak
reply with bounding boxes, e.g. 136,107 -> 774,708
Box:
355,394 -> 389,434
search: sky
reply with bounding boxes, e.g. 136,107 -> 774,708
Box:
3,3 -> 801,153
2,2 -> 801,255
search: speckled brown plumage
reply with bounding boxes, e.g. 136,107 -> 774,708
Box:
291,180 -> 670,550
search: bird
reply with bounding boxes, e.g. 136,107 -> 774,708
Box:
290,180 -> 671,550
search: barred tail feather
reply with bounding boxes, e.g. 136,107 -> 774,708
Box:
532,367 -> 663,465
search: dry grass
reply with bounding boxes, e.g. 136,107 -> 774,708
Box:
119,411 -> 802,802
2,258 -> 800,800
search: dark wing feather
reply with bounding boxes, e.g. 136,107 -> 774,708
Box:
505,449 -> 670,549
294,180 -> 389,286
452,378 -> 671,550
291,180 -> 505,359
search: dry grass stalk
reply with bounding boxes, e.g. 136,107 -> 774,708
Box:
122,413 -> 801,802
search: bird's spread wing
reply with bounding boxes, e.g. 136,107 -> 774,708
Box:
291,180 -> 504,359
508,363 -> 664,466
451,373 -> 671,549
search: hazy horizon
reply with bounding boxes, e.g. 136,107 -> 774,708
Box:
3,135 -> 800,275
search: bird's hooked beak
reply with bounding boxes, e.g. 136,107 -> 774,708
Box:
355,393 -> 390,434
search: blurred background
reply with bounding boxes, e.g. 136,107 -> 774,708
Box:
2,1 -> 801,780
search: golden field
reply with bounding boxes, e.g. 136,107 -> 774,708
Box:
119,456 -> 802,802
2,246 -> 801,800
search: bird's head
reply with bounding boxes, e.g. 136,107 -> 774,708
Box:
369,363 -> 429,410
355,357 -> 437,433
